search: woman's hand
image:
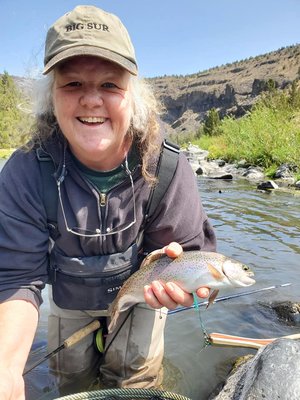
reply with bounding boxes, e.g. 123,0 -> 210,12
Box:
143,242 -> 210,309
0,368 -> 24,400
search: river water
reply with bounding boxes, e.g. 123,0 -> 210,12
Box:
1,158 -> 300,399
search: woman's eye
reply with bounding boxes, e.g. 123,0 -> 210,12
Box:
102,82 -> 117,89
66,81 -> 81,87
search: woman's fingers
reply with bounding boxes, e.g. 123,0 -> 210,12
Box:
144,281 -> 178,309
144,281 -> 211,309
143,243 -> 210,309
164,242 -> 183,258
196,287 -> 210,298
164,282 -> 195,307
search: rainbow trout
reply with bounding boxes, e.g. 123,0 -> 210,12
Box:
108,250 -> 255,332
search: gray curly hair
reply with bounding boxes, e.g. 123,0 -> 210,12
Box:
31,71 -> 163,182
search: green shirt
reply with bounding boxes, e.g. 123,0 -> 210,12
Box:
72,146 -> 139,194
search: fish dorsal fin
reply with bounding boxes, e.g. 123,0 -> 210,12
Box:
207,263 -> 224,281
140,248 -> 166,269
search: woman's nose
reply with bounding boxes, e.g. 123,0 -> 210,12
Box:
80,88 -> 104,107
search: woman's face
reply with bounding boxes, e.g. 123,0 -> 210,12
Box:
52,56 -> 132,170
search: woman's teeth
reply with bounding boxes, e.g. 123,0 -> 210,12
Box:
78,117 -> 106,124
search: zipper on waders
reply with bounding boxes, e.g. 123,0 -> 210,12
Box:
99,192 -> 108,238
99,193 -> 106,207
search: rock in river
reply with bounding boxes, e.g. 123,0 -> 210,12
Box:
211,339 -> 300,400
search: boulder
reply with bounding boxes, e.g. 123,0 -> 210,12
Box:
271,301 -> 300,325
211,339 -> 300,400
257,180 -> 279,190
275,163 -> 298,178
242,167 -> 265,181
210,174 -> 233,180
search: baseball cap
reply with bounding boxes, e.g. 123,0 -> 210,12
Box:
43,5 -> 138,75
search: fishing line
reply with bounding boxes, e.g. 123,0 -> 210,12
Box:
192,292 -> 211,348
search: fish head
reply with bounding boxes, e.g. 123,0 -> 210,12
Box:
222,258 -> 255,287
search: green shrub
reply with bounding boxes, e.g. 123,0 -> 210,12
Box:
0,71 -> 33,148
193,83 -> 300,172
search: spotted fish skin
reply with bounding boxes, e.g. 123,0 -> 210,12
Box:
108,251 -> 255,332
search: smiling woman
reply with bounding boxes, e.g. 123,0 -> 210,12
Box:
0,5 -> 216,400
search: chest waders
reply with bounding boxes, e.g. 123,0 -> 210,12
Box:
36,140 -> 180,309
36,141 -> 182,389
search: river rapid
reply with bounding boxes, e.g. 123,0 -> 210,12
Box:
1,158 -> 300,399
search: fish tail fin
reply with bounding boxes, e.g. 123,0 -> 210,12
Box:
108,310 -> 119,334
108,294 -> 139,333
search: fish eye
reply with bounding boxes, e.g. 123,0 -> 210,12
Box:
242,265 -> 249,271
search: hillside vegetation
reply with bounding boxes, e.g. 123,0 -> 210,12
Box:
191,82 -> 300,179
0,71 -> 33,150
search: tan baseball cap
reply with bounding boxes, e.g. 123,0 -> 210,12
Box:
43,5 -> 138,75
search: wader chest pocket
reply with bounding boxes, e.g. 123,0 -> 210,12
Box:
49,245 -> 139,310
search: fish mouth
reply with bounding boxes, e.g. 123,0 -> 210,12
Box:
229,276 -> 256,287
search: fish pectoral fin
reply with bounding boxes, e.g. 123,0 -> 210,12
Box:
206,289 -> 219,308
140,248 -> 166,269
207,263 -> 224,281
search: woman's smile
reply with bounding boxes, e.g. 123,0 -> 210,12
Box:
77,116 -> 107,125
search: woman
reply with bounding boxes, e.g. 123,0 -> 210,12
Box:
0,5 -> 216,399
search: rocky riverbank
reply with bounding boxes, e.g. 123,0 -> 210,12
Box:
183,144 -> 300,192
209,338 -> 300,400
208,298 -> 300,399
185,142 -> 300,399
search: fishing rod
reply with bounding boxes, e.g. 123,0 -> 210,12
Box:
167,283 -> 292,315
23,310 -> 134,375
209,331 -> 300,350
23,320 -> 100,376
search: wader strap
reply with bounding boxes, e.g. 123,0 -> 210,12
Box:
36,147 -> 58,231
144,139 -> 180,222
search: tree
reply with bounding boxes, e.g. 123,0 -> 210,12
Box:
288,80 -> 300,109
203,108 -> 221,136
0,71 -> 32,148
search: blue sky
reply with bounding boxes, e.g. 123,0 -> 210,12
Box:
1,0 -> 300,78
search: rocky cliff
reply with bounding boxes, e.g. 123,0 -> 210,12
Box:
148,44 -> 300,134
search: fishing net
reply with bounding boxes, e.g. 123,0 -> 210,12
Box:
54,388 -> 192,400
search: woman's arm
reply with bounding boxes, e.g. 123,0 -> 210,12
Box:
0,300 -> 38,400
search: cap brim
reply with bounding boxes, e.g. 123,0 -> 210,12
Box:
43,45 -> 138,75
